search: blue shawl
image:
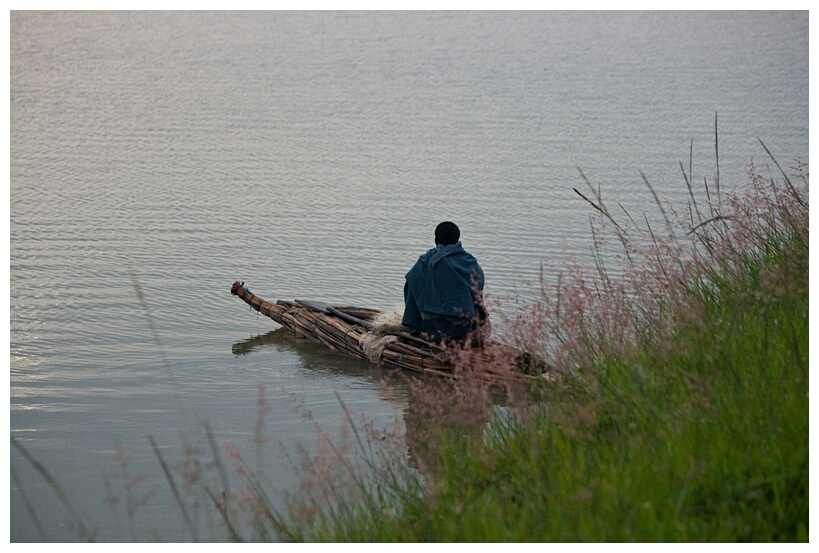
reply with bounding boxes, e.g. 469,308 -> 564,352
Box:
402,242 -> 484,332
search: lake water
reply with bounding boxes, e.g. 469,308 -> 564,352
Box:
9,11 -> 808,542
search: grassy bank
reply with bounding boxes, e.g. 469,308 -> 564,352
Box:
268,149 -> 809,542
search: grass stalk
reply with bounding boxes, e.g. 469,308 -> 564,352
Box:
11,437 -> 96,541
148,435 -> 199,541
11,463 -> 48,541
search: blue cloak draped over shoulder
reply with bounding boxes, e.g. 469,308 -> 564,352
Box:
402,242 -> 485,334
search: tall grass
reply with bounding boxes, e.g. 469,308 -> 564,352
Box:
259,141 -> 808,542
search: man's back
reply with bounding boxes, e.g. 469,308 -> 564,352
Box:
402,222 -> 486,342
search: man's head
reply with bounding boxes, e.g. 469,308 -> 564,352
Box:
434,221 -> 460,245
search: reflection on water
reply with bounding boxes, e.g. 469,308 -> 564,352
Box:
241,326 -> 517,481
233,327 -> 410,399
232,330 -> 288,356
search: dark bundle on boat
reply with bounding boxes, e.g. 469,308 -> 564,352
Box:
230,281 -> 547,383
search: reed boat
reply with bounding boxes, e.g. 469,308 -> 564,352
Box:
230,281 -> 548,383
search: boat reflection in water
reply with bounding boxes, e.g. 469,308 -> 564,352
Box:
231,327 -> 409,388
231,330 -> 283,357
231,327 -> 499,481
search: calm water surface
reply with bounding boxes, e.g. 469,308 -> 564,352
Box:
10,11 -> 808,542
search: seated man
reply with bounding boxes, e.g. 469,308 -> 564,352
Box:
402,221 -> 488,342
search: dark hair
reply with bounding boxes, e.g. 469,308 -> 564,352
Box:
434,221 -> 460,245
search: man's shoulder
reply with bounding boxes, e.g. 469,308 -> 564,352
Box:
407,248 -> 436,275
417,246 -> 439,261
453,247 -> 479,262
